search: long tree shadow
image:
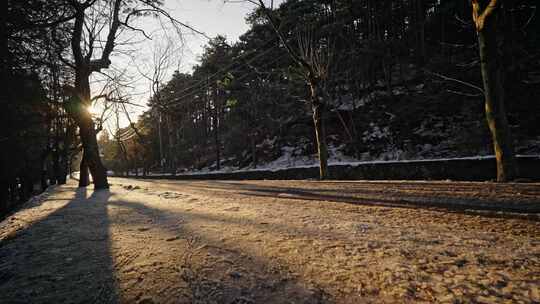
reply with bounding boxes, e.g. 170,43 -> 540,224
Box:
140,179 -> 540,219
1,183 -> 334,303
212,181 -> 540,207
108,199 -> 341,248
209,182 -> 540,217
106,198 -> 332,303
0,185 -> 118,303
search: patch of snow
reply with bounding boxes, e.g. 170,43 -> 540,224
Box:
392,86 -> 407,95
256,136 -> 277,148
359,90 -> 389,106
363,123 -> 390,142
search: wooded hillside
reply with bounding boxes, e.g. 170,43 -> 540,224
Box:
101,0 -> 540,176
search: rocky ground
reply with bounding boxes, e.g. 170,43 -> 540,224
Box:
1,178 -> 539,303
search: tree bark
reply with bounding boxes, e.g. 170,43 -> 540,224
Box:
78,151 -> 90,187
473,0 -> 517,182
78,114 -> 108,188
73,68 -> 109,189
310,83 -> 329,180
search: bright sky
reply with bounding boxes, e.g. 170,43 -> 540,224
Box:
153,0 -> 257,71
94,0 -> 274,130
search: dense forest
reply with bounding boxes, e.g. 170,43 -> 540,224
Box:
2,0 -> 539,215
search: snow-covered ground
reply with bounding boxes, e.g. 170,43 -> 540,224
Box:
1,178 -> 539,303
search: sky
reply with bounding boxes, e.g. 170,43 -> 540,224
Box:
153,0 -> 257,71
95,0 -> 268,130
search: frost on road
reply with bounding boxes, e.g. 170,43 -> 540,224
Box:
1,178 -> 539,303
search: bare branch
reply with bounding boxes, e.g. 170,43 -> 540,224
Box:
88,0 -> 122,71
425,69 -> 485,94
471,0 -> 499,31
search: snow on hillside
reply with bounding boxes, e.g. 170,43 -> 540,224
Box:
177,140 -> 540,176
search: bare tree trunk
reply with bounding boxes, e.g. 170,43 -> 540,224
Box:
74,70 -> 109,189
62,60 -> 97,188
67,1 -> 123,189
312,104 -> 328,180
79,151 -> 90,187
310,83 -> 329,179
473,0 -> 517,182
79,119 -> 108,188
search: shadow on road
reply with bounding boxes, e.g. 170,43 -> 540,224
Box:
140,179 -> 540,219
106,198 -> 331,303
0,186 -> 118,303
0,184 -> 331,303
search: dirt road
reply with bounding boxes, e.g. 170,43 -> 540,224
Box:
1,178 -> 539,303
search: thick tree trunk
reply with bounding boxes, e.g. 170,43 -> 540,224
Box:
475,1 -> 517,182
79,151 -> 90,187
73,70 -> 109,189
80,124 -> 108,188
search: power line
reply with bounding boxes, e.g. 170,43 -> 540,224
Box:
158,39 -> 281,108
154,17 -> 356,109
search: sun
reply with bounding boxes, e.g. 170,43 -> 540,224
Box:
86,103 -> 101,116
